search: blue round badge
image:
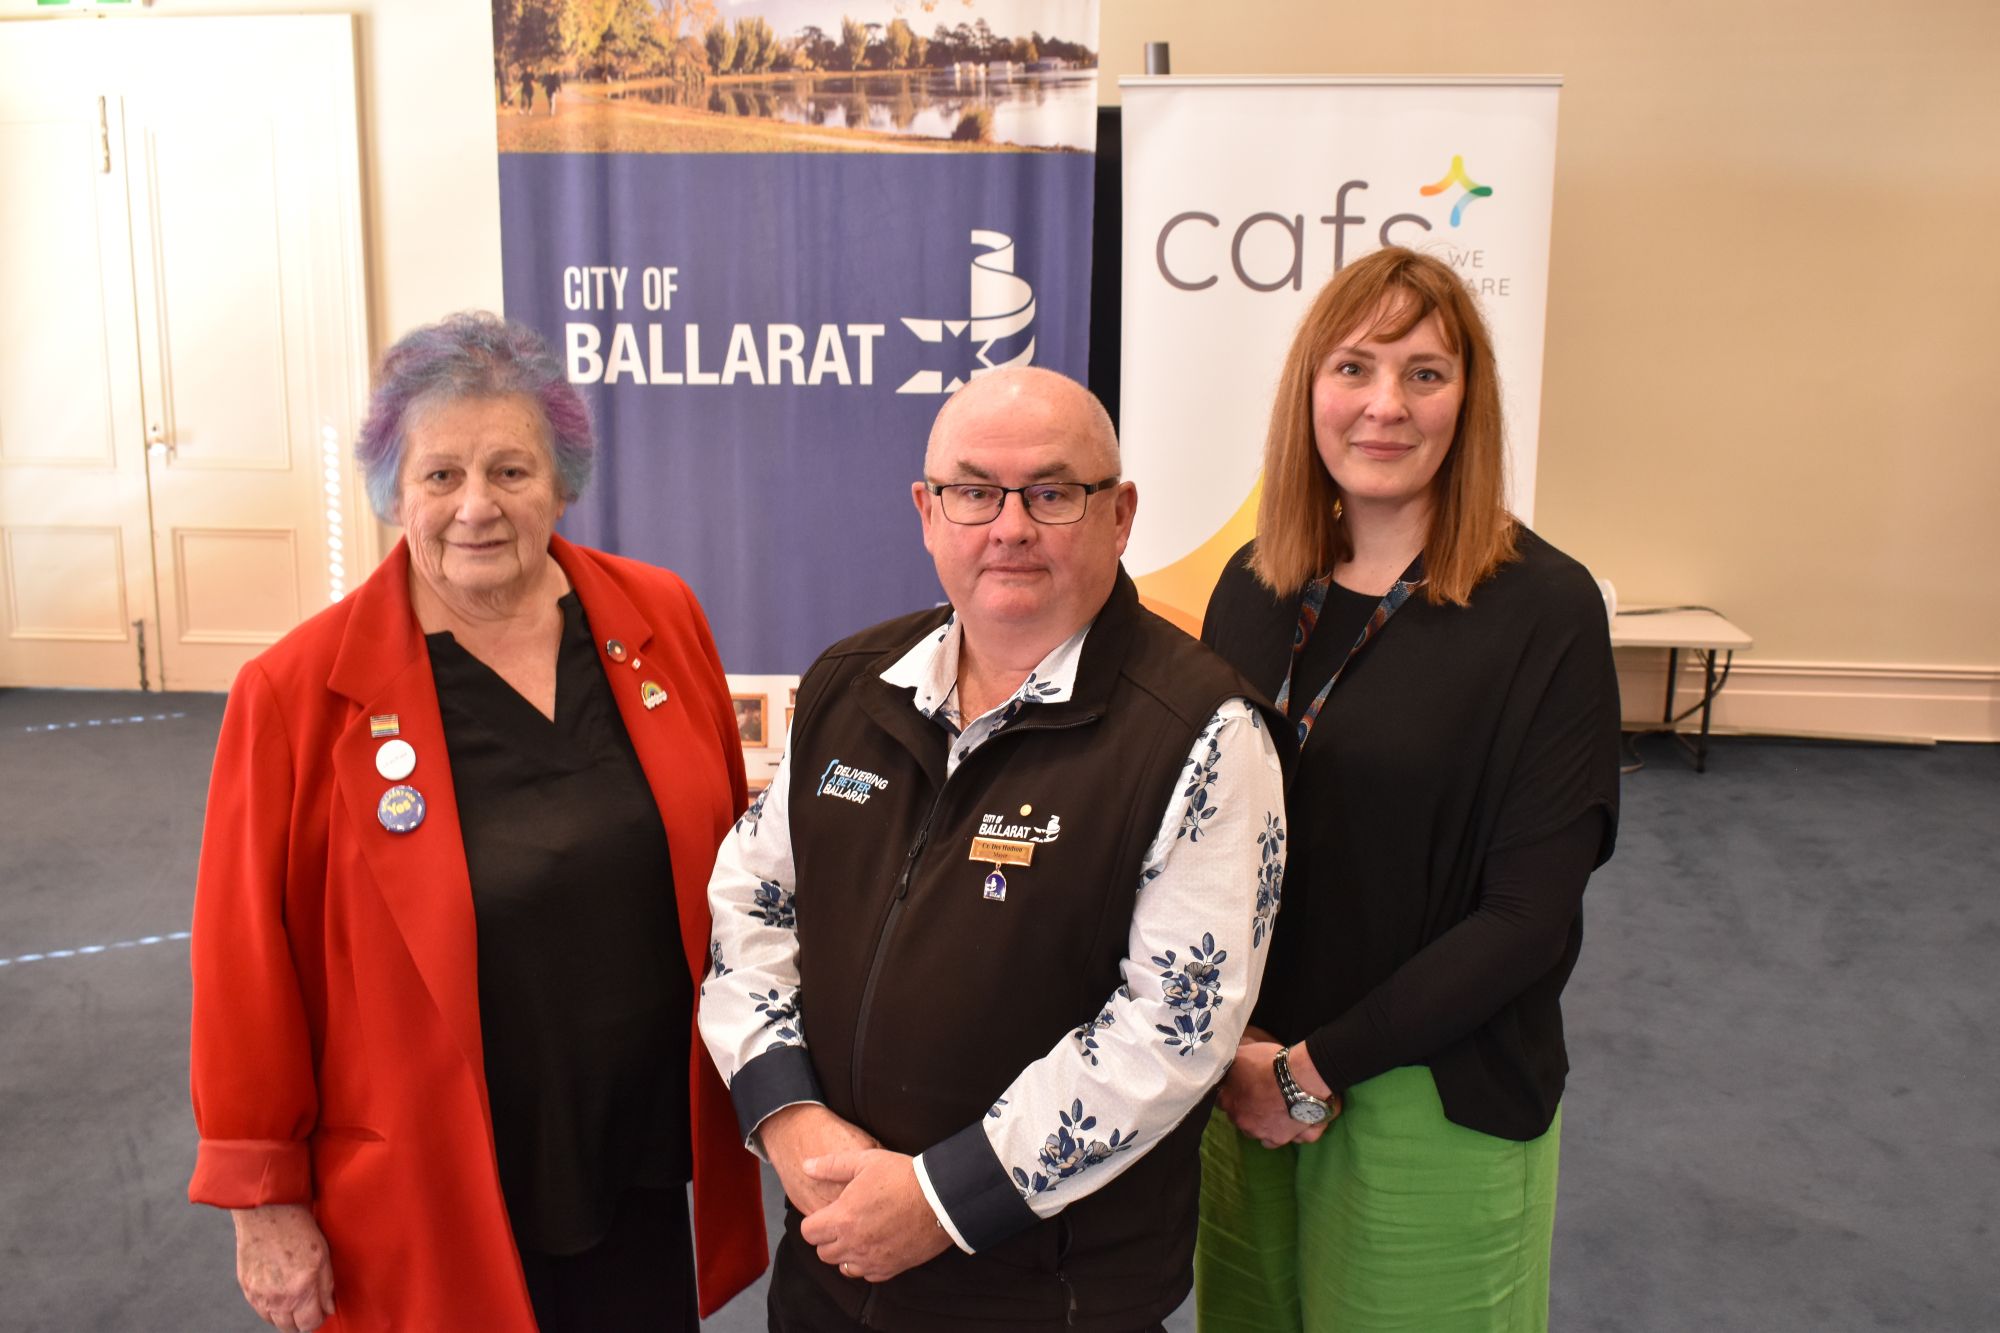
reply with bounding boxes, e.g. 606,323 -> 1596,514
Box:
377,784 -> 426,834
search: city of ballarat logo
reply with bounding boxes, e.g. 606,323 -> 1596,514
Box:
896,229 -> 1037,394
563,230 -> 1040,392
818,759 -> 889,805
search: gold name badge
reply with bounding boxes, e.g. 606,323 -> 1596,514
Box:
969,836 -> 1035,867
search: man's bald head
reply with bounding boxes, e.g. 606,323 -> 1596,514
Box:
924,367 -> 1120,479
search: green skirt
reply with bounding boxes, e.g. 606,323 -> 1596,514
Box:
1194,1065 -> 1560,1333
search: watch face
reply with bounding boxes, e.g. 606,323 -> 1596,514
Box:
1288,1098 -> 1329,1126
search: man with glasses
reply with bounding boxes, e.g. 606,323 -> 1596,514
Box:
701,368 -> 1287,1332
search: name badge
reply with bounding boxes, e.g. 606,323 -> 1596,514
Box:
969,837 -> 1034,867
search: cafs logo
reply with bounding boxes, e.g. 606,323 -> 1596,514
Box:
1155,154 -> 1513,296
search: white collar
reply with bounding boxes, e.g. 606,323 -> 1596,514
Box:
879,613 -> 1091,729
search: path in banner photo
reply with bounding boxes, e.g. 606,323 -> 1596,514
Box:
491,0 -> 1098,155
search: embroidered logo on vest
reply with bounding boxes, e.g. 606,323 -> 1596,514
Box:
818,759 -> 889,805
976,810 -> 1063,844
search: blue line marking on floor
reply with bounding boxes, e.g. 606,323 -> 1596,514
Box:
0,930 -> 191,968
19,711 -> 190,734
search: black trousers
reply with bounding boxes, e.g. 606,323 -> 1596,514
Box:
766,1231 -> 1167,1333
517,1186 -> 698,1333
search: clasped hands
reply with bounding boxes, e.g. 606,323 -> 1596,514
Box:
760,1103 -> 953,1283
1216,1026 -> 1342,1150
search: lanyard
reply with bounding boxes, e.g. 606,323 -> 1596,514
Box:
1272,555 -> 1425,750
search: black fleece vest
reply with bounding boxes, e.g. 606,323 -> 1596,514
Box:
783,571 -> 1278,1331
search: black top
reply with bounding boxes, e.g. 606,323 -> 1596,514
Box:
1203,528 -> 1620,1140
427,592 -> 692,1256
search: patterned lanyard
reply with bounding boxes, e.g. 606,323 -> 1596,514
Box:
1271,554 -> 1425,749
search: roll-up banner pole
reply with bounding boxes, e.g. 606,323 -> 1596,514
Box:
1118,76 -> 1561,632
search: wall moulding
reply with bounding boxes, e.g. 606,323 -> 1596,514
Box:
1614,655 -> 2000,745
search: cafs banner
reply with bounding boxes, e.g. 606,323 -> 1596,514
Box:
1118,77 -> 1561,632
493,0 -> 1100,670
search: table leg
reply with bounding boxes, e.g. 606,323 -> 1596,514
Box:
1662,647 -> 1679,726
1696,649 -> 1717,773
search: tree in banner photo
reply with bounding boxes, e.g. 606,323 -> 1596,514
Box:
494,1 -> 1099,674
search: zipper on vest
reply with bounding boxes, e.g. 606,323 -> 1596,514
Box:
848,785 -> 947,1124
894,818 -> 931,900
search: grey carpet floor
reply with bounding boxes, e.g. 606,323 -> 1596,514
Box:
1,689 -> 1993,1331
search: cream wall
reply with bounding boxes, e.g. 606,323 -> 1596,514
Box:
9,1 -> 1995,730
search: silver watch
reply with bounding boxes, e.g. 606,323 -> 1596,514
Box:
1273,1049 -> 1331,1125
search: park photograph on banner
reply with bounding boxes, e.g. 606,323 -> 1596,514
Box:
1118,77 -> 1560,633
490,0 -> 1100,673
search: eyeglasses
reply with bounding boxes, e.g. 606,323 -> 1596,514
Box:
924,477 -> 1121,526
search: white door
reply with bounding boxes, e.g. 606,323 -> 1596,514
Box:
0,16 -> 371,692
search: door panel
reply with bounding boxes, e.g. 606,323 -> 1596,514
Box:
3,527 -> 131,639
140,113 -> 294,474
0,120 -> 119,468
171,528 -> 301,644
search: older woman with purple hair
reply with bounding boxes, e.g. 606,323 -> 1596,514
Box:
188,312 -> 765,1332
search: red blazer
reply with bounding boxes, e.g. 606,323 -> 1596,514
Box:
189,535 -> 766,1328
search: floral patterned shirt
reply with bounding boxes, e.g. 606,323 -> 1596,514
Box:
699,615 -> 1286,1251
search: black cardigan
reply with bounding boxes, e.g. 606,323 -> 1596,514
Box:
1202,528 -> 1620,1140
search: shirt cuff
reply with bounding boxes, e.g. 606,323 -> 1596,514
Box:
918,1120 -> 1038,1252
910,1154 -> 974,1254
729,1044 -> 824,1144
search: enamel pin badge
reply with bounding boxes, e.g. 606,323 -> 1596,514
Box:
369,714 -> 400,739
640,680 -> 668,710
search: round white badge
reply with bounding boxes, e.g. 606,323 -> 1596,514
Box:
375,738 -> 417,781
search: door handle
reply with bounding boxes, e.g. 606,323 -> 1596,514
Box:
146,422 -> 175,463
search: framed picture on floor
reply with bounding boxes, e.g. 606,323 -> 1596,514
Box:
731,693 -> 766,747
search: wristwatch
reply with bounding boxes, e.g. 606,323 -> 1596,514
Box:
1273,1048 -> 1331,1126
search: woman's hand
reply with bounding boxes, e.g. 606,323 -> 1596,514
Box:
232,1204 -> 335,1332
1217,1040 -> 1339,1149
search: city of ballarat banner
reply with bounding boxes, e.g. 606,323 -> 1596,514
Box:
493,0 -> 1100,672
